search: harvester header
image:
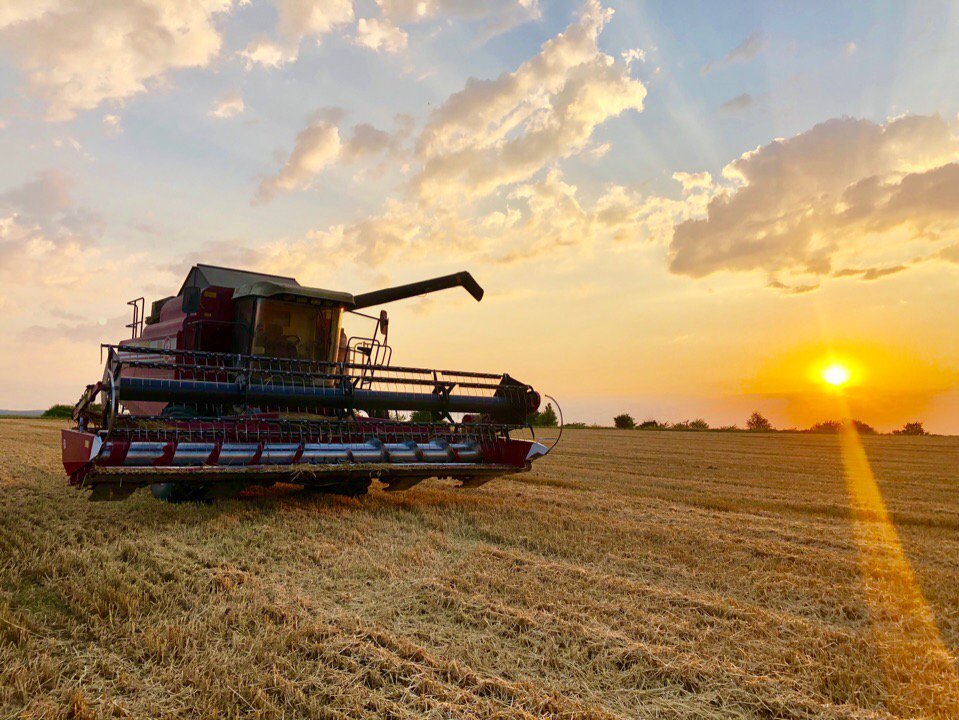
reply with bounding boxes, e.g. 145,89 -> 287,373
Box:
62,265 -> 558,502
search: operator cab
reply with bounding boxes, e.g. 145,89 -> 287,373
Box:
230,281 -> 353,362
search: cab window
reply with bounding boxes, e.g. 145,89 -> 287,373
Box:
250,299 -> 340,362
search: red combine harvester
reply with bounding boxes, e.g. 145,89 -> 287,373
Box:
62,265 -> 559,501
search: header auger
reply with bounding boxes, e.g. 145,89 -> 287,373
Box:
62,265 -> 559,502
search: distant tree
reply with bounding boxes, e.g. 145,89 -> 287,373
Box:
638,419 -> 667,430
41,404 -> 73,419
746,411 -> 773,432
688,418 -> 709,431
409,409 -> 434,422
894,421 -> 927,436
613,413 -> 636,429
808,420 -> 842,434
807,419 -> 876,435
530,403 -> 558,427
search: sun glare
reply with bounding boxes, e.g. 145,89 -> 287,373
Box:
821,363 -> 851,387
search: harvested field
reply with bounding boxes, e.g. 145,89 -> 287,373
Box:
1,419 -> 958,719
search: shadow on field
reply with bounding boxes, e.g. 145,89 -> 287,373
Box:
103,480 -> 500,531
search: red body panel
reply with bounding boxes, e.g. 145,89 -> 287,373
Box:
118,287 -> 238,416
61,429 -> 101,484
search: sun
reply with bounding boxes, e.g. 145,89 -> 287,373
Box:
821,363 -> 851,387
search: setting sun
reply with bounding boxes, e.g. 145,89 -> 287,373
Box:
822,363 -> 852,387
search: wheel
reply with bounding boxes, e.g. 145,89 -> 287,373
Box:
150,483 -> 212,504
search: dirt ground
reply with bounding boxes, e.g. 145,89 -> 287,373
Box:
1,419 -> 958,719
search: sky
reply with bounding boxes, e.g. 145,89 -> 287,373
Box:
0,0 -> 958,432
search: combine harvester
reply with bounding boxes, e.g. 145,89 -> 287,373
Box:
62,265 -> 559,501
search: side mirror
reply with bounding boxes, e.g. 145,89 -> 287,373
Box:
378,310 -> 389,336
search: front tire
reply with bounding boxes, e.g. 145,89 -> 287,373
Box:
150,483 -> 211,504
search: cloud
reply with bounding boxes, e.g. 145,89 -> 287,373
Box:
275,0 -> 355,40
102,114 -> 122,135
249,2 -> 649,268
702,30 -> 768,75
0,172 -> 103,287
376,0 -> 541,41
833,265 -> 907,281
726,31 -> 768,64
939,244 -> 959,263
240,0 -> 540,69
766,278 -> 819,295
255,111 -> 412,202
354,17 -> 408,53
241,166 -> 677,272
0,171 -> 74,218
0,0 -> 234,120
672,171 -> 713,193
256,120 -> 342,202
0,1 -> 62,29
20,314 -> 128,344
411,0 -> 645,202
240,0 -> 353,69
238,39 -> 296,69
209,89 -> 245,119
667,114 -> 959,287
621,47 -> 646,69
720,92 -> 753,112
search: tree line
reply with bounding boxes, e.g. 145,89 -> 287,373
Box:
606,411 -> 928,436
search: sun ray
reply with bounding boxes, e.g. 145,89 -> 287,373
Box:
837,403 -> 959,715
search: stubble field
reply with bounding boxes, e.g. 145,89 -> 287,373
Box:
1,419 -> 958,719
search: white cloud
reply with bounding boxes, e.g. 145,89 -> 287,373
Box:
255,112 -> 412,202
0,0 -> 234,121
354,17 -> 408,53
376,0 -> 540,31
672,171 -> 713,193
102,114 -> 122,135
412,0 -> 645,202
0,0 -> 61,29
276,0 -> 354,40
667,114 -> 959,287
209,89 -> 245,119
621,47 -> 646,69
251,2 -> 648,267
240,0 -> 354,68
241,0 -> 540,69
52,136 -> 92,160
256,120 -> 342,202
238,38 -> 296,69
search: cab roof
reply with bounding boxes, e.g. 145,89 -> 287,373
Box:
180,264 -> 355,307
